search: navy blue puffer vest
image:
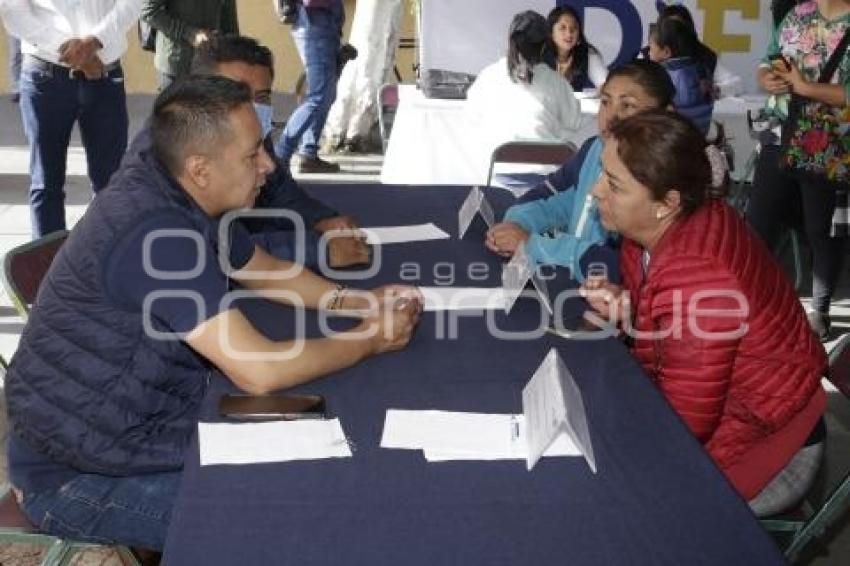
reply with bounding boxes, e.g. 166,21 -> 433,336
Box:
5,147 -> 215,475
664,57 -> 715,136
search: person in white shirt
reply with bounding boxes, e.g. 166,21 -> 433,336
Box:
0,0 -> 143,237
543,5 -> 608,92
466,10 -> 583,180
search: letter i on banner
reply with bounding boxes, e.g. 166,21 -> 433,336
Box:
459,186 -> 495,238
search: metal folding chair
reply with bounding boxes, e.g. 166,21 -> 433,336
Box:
760,333 -> 850,562
1,230 -> 69,321
484,141 -> 577,188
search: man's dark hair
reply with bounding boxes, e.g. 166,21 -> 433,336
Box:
152,75 -> 253,177
191,34 -> 275,79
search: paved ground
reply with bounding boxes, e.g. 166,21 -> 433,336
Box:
0,94 -> 849,564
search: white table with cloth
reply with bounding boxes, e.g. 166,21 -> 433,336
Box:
380,84 -> 767,186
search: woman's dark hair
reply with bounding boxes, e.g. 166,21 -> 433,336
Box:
771,0 -> 799,26
659,5 -> 695,31
657,7 -> 717,74
545,5 -> 601,85
607,111 -> 726,215
507,11 -> 548,84
653,17 -> 700,59
605,59 -> 676,108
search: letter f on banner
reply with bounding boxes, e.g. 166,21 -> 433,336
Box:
697,0 -> 760,53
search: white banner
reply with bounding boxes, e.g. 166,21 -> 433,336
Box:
419,0 -> 773,94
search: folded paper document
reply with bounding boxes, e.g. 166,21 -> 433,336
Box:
361,223 -> 450,245
199,419 -> 352,466
380,410 -> 579,463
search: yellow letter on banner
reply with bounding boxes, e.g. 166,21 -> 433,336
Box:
697,0 -> 760,53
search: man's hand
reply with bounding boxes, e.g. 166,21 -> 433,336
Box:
358,297 -> 421,355
328,235 -> 370,268
59,36 -> 101,68
76,56 -> 104,80
485,222 -> 530,257
370,284 -> 424,313
315,215 -> 359,233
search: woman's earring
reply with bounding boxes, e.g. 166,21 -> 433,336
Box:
656,210 -> 664,220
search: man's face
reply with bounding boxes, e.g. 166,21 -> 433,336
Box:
215,61 -> 273,105
204,103 -> 275,214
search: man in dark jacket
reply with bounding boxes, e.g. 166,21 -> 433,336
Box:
126,34 -> 370,269
141,0 -> 238,89
3,75 -> 421,551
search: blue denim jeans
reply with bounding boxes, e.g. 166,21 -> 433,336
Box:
19,56 -> 128,237
275,29 -> 340,161
20,471 -> 182,551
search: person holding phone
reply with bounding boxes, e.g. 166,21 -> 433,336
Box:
3,76 -> 423,553
746,0 -> 850,341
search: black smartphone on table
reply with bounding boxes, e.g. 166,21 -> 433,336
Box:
219,393 -> 327,421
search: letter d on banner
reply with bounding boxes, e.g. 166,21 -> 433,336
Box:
562,0 -> 644,67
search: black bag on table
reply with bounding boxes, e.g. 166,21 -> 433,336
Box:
419,68 -> 476,100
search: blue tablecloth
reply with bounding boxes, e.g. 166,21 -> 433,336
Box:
162,185 -> 783,565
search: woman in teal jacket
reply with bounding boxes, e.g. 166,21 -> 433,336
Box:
485,60 -> 675,281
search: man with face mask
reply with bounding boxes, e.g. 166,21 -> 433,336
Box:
124,34 -> 370,269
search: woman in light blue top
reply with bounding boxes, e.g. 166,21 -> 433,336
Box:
485,60 -> 676,282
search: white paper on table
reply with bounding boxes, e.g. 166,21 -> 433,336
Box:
418,286 -> 505,311
459,186 -> 493,238
198,419 -> 352,466
362,223 -> 450,245
380,410 -> 579,462
522,349 -> 596,473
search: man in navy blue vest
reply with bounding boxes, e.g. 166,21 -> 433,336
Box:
3,76 -> 422,551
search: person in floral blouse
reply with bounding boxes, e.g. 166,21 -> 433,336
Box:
746,0 -> 850,341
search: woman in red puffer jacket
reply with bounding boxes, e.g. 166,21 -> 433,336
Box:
583,111 -> 827,516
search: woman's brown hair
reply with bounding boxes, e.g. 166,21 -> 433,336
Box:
607,110 -> 727,215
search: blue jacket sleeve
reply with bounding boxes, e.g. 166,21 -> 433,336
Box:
503,190 -> 576,234
251,138 -> 338,231
518,137 -> 596,204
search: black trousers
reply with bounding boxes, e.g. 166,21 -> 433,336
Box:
746,145 -> 845,313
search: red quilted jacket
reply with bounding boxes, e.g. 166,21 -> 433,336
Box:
621,200 -> 826,496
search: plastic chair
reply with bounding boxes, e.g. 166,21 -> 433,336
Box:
760,333 -> 850,562
1,230 -> 68,321
484,141 -> 577,188
377,83 -> 400,153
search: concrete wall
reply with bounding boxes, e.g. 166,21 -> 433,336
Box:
0,0 -> 417,94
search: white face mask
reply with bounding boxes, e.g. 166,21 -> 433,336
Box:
253,103 -> 274,138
